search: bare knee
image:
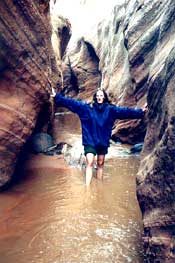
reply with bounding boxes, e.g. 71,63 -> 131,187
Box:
97,162 -> 104,169
97,159 -> 104,168
87,160 -> 94,168
86,153 -> 95,168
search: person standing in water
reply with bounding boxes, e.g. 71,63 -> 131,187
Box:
52,88 -> 146,186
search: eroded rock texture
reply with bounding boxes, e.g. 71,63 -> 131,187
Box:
0,0 -> 59,188
52,0 -> 175,261
61,38 -> 101,101
51,13 -> 72,88
134,1 -> 175,262
62,1 -> 147,143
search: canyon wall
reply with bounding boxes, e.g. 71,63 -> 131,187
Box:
136,0 -> 175,261
0,0 -> 71,188
0,0 -> 175,261
61,1 -> 147,143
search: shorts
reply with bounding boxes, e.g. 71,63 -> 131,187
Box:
84,145 -> 108,156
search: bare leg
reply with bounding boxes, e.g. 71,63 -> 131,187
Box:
97,155 -> 105,180
85,153 -> 95,186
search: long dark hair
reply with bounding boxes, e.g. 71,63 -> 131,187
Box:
92,88 -> 110,104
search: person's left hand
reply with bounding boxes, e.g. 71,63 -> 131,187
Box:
50,87 -> 56,97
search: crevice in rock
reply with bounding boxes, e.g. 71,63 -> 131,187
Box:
84,41 -> 100,63
115,20 -> 121,34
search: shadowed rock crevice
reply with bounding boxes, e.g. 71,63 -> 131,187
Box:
61,37 -> 101,100
61,57 -> 79,96
84,41 -> 100,63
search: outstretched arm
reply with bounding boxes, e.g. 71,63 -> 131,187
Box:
111,104 -> 145,120
53,90 -> 86,116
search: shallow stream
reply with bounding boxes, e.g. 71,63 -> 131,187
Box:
0,112 -> 143,262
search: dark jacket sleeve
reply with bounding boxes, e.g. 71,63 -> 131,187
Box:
54,93 -> 86,117
111,105 -> 144,120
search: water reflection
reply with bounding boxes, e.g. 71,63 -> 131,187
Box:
0,153 -> 143,263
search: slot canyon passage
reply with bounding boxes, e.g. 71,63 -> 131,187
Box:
0,0 -> 175,262
0,112 -> 144,263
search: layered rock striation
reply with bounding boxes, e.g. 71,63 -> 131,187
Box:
0,0 -> 59,188
62,38 -> 101,100
136,0 -> 175,261
62,1 -> 148,143
53,0 -> 175,261
1,0 -> 175,261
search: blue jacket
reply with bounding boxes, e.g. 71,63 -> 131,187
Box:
54,94 -> 144,148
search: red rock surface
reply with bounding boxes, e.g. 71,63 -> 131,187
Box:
0,0 -> 58,188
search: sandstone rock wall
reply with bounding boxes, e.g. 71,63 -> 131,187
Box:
1,0 -> 175,260
0,0 -> 58,188
62,1 -> 147,143
51,13 -> 72,90
136,0 -> 175,261
62,38 -> 101,100
58,0 -> 174,147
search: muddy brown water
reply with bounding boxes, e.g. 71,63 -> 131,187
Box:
0,112 -> 144,263
0,153 -> 143,263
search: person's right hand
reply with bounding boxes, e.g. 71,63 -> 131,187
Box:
50,87 -> 56,97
